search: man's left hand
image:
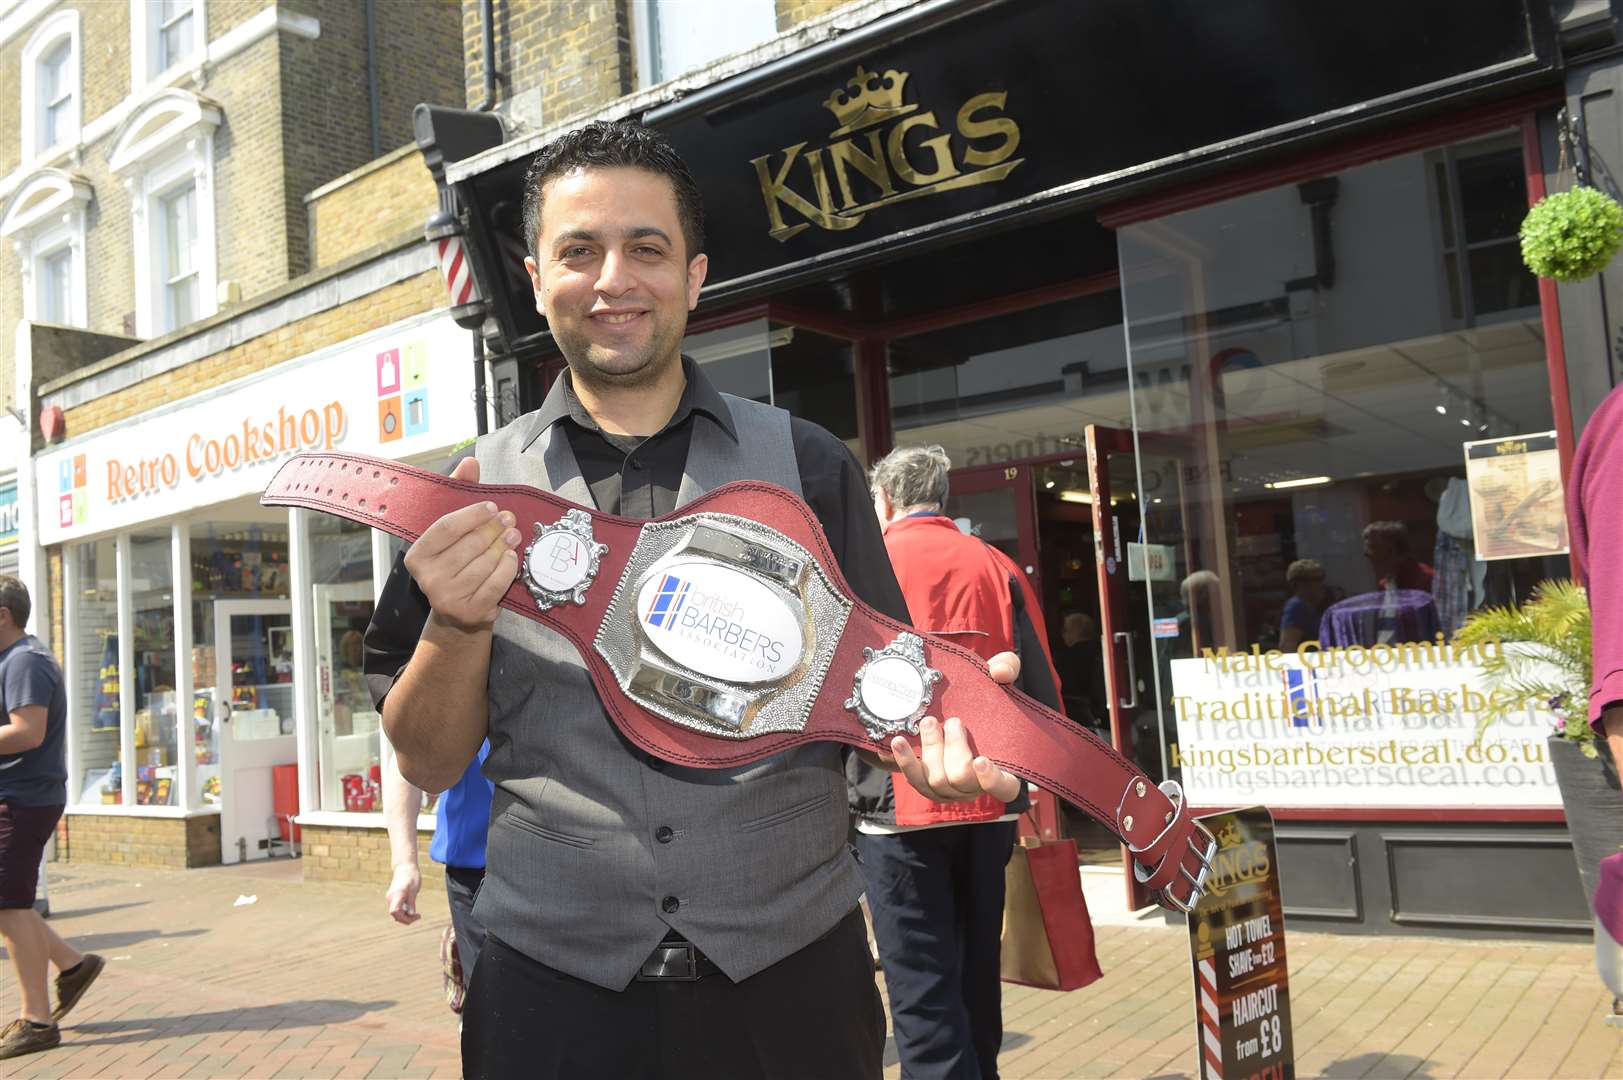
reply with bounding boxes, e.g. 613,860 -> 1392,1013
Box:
882,650 -> 1023,803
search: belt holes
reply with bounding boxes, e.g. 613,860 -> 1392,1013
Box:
358,498 -> 366,508
340,492 -> 348,501
373,470 -> 381,479
377,503 -> 387,515
389,476 -> 398,486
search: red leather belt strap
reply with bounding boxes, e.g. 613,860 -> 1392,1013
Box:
261,451 -> 1215,911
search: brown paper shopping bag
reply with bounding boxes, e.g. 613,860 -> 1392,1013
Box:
1000,837 -> 1103,991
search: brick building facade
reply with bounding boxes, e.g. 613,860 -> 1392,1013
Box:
2,1 -> 466,872
5,0 -> 901,884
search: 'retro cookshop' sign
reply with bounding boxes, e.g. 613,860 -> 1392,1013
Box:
35,314 -> 476,544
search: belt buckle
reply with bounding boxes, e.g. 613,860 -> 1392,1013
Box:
1159,821 -> 1219,914
1125,780 -> 1219,914
639,941 -> 703,982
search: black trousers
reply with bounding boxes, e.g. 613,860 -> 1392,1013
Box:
444,865 -> 487,980
462,907 -> 885,1079
856,821 -> 1018,1080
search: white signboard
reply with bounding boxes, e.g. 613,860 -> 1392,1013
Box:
35,315 -> 476,544
1127,541 -> 1177,582
1168,640 -> 1561,809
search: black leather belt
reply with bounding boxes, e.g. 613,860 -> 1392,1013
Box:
637,940 -> 722,982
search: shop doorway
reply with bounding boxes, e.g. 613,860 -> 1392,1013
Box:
213,600 -> 298,864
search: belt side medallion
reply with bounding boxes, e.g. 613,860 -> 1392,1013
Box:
521,508 -> 607,609
846,632 -> 942,742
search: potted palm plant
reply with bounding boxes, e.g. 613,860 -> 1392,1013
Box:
1455,580 -> 1623,904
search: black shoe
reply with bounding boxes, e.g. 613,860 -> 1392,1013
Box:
51,953 -> 104,1023
0,1018 -> 61,1060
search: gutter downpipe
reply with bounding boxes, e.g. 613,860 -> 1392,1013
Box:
366,0 -> 382,157
477,0 -> 498,111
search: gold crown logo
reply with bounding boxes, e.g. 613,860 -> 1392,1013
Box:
1216,821 -> 1245,849
822,66 -> 916,136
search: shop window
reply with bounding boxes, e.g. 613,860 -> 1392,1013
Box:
130,530 -> 179,807
20,10 -> 80,158
631,0 -> 777,87
309,517 -> 379,814
70,539 -> 121,805
1114,128 -> 1565,781
683,319 -> 863,459
887,289 -> 1127,469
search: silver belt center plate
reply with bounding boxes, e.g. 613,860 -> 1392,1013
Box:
592,513 -> 853,739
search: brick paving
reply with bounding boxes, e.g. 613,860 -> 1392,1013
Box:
1,860 -> 1617,1078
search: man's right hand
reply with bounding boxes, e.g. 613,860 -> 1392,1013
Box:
386,863 -> 423,925
402,457 -> 521,630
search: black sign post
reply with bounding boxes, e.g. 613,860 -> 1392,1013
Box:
1187,807 -> 1294,1080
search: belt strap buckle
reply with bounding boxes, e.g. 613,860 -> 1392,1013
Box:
1124,779 -> 1219,913
1158,821 -> 1219,914
638,941 -> 704,982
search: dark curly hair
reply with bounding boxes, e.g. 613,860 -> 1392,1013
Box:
521,121 -> 706,263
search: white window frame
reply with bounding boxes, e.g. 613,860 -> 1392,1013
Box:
20,9 -> 82,159
1,169 -> 91,329
630,0 -> 778,88
109,89 -> 219,337
130,0 -> 208,90
136,149 -> 214,336
30,221 -> 83,326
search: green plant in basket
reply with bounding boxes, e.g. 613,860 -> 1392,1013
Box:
1520,186 -> 1623,283
1454,579 -> 1598,756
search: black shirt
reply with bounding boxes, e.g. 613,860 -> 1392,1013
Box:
363,357 -> 910,708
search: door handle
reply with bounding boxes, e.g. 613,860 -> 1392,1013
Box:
1113,630 -> 1138,711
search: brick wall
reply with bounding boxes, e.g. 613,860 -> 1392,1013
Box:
307,145 -> 439,269
61,813 -> 222,869
275,0 -> 464,279
776,0 -> 852,31
302,823 -> 440,890
61,269 -> 445,438
464,0 -> 632,126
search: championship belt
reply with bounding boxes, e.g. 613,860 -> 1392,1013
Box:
261,452 -> 1216,911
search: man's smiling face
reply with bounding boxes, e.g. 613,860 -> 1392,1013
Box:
525,165 -> 708,391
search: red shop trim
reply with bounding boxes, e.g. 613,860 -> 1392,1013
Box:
1523,114 -> 1578,479
1098,89 -> 1563,229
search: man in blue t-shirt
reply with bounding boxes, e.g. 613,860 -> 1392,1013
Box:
383,740 -> 493,1012
0,577 -> 103,1061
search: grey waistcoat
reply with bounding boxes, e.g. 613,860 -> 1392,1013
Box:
472,394 -> 863,991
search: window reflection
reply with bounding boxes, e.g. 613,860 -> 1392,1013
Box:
1116,128 -> 1566,782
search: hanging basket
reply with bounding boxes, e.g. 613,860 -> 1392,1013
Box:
1520,185 -> 1623,282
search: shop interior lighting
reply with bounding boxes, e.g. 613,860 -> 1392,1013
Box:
1057,489 -> 1093,504
1265,475 -> 1333,490
1044,480 -> 1056,489
1435,382 -> 1449,415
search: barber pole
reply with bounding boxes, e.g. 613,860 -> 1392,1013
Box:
1198,957 -> 1223,1079
424,208 -> 489,330
437,233 -> 474,307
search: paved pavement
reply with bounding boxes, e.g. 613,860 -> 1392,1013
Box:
1,858 -> 1618,1078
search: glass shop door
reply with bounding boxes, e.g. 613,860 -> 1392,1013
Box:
213,600 -> 297,864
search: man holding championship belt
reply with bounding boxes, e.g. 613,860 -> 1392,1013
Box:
272,120 -> 1215,1078
358,121 -> 1028,1078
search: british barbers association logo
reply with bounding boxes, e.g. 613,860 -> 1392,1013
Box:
637,561 -> 805,685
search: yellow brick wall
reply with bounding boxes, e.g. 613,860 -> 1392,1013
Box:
302,823 -> 441,890
465,0 -> 633,125
62,270 -> 446,438
210,32 -> 297,299
61,813 -> 222,869
776,0 -> 855,31
309,147 -> 440,269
